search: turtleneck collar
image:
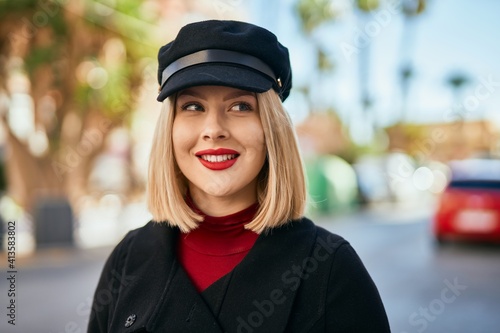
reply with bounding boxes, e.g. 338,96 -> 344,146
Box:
181,194 -> 259,256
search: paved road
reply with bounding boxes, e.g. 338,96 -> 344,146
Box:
1,206 -> 499,332
0,247 -> 112,333
316,207 -> 500,333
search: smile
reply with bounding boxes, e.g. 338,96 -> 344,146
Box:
200,154 -> 238,162
195,148 -> 240,171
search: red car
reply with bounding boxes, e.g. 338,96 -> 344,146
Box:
433,160 -> 500,244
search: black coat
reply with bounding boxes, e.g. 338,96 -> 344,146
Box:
87,218 -> 390,332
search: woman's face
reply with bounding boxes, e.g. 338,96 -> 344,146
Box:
172,85 -> 266,210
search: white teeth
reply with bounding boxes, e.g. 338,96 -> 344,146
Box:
200,154 -> 236,162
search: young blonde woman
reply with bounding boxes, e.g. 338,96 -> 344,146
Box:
88,20 -> 390,333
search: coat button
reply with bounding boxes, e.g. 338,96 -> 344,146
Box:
124,314 -> 137,328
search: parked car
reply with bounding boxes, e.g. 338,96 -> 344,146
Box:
433,159 -> 500,244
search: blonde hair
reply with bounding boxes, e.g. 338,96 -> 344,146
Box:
147,89 -> 306,233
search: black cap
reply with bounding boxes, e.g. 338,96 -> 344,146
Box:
157,20 -> 292,102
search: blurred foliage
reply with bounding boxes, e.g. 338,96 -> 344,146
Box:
1,0 -> 155,121
356,0 -> 380,12
296,0 -> 338,33
338,131 -> 388,163
295,0 -> 430,160
0,0 -> 159,208
295,0 -> 339,99
447,72 -> 470,91
401,0 -> 426,16
0,0 -> 38,11
317,48 -> 334,72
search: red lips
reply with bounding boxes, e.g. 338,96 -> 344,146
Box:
195,148 -> 240,171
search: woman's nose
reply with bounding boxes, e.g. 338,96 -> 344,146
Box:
202,111 -> 229,141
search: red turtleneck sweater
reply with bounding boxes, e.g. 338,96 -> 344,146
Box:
177,198 -> 260,292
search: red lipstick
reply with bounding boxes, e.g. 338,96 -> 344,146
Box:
195,148 -> 240,171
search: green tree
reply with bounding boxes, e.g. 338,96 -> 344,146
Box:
0,0 -> 157,213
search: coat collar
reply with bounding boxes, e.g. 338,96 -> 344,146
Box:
205,218 -> 318,332
110,218 -> 317,332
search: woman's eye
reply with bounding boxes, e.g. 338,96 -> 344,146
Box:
181,103 -> 204,111
230,102 -> 253,112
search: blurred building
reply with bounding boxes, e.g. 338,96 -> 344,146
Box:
386,120 -> 500,162
295,111 -> 350,156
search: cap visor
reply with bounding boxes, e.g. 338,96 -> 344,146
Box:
157,64 -> 274,101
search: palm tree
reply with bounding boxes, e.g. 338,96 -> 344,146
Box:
398,0 -> 426,123
296,0 -> 338,114
295,0 -> 380,142
446,72 -> 470,123
355,0 -> 380,114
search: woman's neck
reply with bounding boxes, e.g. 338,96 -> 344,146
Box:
188,186 -> 258,217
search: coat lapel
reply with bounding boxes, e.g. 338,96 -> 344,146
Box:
202,218 -> 318,333
109,218 -> 317,333
148,261 -> 224,332
109,222 -> 223,333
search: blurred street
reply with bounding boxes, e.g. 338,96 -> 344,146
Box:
1,1 -> 500,332
317,205 -> 500,333
1,205 -> 499,333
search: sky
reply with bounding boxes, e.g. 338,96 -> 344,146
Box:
9,0 -> 498,144
247,0 -> 500,137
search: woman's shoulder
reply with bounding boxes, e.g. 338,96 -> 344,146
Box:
122,220 -> 178,241
262,216 -> 353,269
106,221 -> 178,262
277,216 -> 349,248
